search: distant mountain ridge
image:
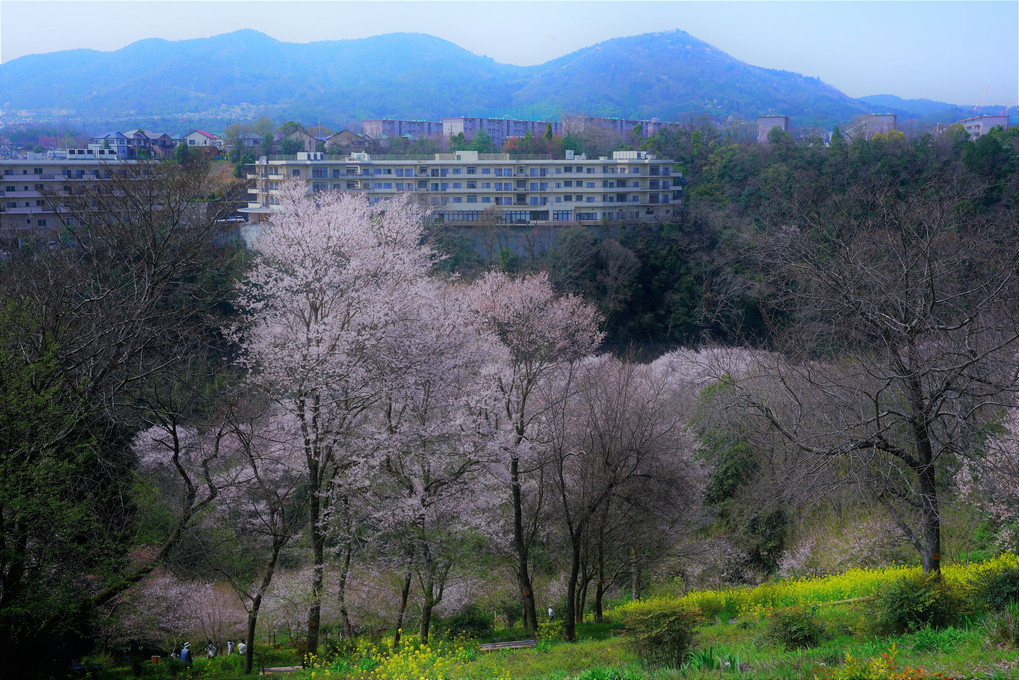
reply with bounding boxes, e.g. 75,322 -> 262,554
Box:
1,29 -> 1013,133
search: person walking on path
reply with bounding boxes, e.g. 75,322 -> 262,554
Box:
180,642 -> 193,668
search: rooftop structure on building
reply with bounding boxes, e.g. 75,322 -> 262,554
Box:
956,115 -> 1009,140
844,114 -> 898,141
243,149 -> 682,227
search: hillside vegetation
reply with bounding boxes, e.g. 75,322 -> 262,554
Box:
2,122 -> 1019,680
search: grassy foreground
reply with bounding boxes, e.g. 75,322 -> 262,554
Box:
95,555 -> 1019,679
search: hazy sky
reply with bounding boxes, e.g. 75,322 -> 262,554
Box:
1,0 -> 1017,107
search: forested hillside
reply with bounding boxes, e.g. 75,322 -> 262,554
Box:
0,29 -> 951,131
2,124 -> 1018,678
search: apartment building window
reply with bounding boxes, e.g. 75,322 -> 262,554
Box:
564,180 -> 573,187
480,182 -> 490,189
4,186 -> 13,192
431,183 -> 439,191
586,168 -> 595,174
467,196 -> 477,203
431,169 -> 439,177
38,219 -> 47,226
418,181 -> 427,189
529,183 -> 538,191
481,168 -> 491,175
312,169 -> 327,178
466,167 -> 476,175
5,202 -> 14,208
555,168 -> 562,174
576,212 -> 596,220
482,197 -> 491,203
292,169 -> 301,177
631,181 -> 639,188
586,197 -> 595,203
529,168 -> 538,177
494,168 -> 503,177
452,197 -> 461,203
586,182 -> 595,188
452,169 -> 461,175
553,211 -> 572,222
441,170 -> 449,177
452,183 -> 462,189
441,183 -> 449,191
564,167 -> 573,173
396,183 -> 404,191
555,197 -> 562,203
467,181 -> 476,189
34,168 -> 43,174
374,183 -> 382,189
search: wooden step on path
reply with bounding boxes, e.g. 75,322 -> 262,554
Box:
479,639 -> 537,652
260,666 -> 303,675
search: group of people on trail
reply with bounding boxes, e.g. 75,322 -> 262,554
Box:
174,639 -> 247,667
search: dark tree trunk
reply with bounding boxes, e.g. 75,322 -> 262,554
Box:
393,552 -> 414,648
511,456 -> 538,631
563,535 -> 582,641
630,547 -> 642,601
337,529 -> 354,638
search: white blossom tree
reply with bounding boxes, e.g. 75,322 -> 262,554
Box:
467,272 -> 603,631
234,181 -> 436,653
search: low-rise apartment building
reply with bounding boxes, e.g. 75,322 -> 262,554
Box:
362,119 -> 445,141
442,117 -> 562,148
956,115 -> 1010,140
243,150 -> 682,226
0,155 -> 138,246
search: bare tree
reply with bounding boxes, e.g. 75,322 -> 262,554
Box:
717,171 -> 1019,574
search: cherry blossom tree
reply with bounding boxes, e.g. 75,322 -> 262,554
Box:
367,280 -> 503,643
467,271 -> 603,631
234,180 -> 436,653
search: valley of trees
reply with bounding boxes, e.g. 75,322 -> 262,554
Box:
1,122 -> 1018,678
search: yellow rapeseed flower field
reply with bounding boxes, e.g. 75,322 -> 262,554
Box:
620,553 -> 1019,619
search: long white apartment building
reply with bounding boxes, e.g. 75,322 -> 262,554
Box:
243,150 -> 682,226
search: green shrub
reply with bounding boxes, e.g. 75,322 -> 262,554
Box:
970,564 -> 1019,612
871,574 -> 962,634
618,598 -> 702,668
436,604 -> 494,639
765,605 -> 826,649
982,600 -> 1019,649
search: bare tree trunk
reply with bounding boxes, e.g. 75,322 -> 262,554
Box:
393,550 -> 414,648
512,456 -> 538,631
630,547 -> 642,601
337,527 -> 354,638
564,537 -> 582,642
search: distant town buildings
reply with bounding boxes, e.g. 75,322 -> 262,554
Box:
243,149 -> 682,227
